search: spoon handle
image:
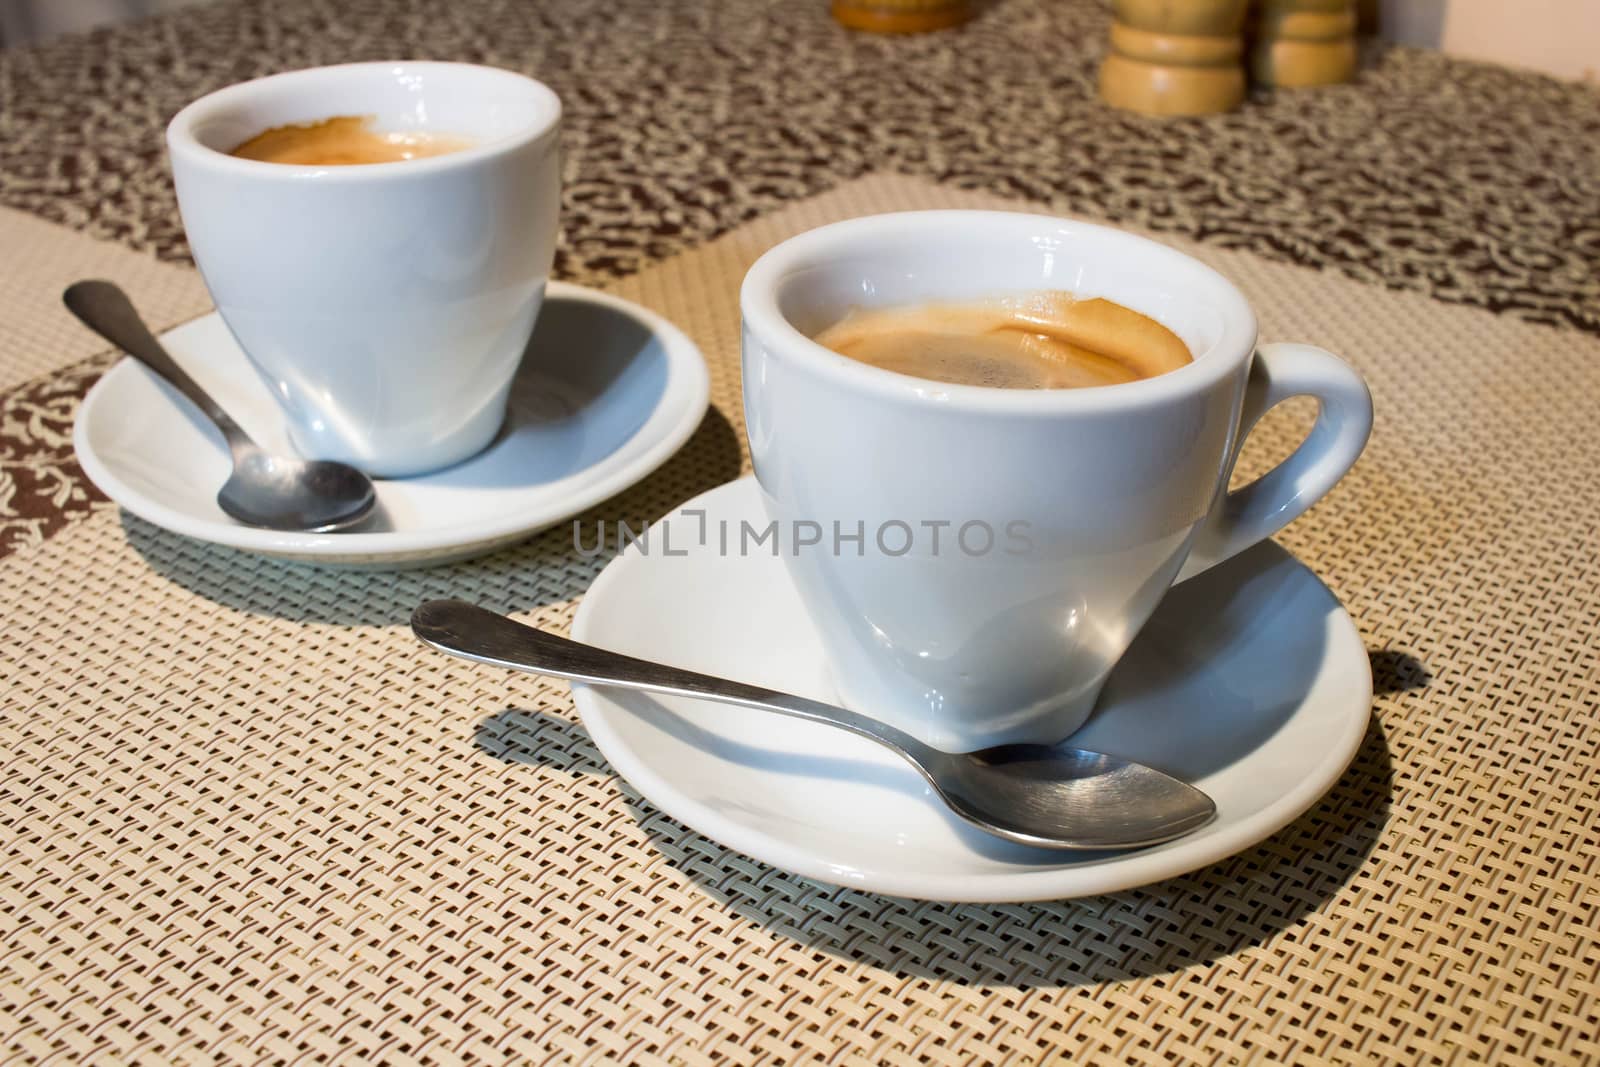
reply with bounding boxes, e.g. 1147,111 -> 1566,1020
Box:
63,280 -> 254,453
412,599 -> 935,762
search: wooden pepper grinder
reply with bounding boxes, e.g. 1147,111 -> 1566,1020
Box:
831,0 -> 970,33
1252,0 -> 1358,87
1098,0 -> 1250,116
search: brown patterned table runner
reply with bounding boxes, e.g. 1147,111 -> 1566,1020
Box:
1,0 -> 1597,337
2,174 -> 1597,1063
0,206 -> 213,555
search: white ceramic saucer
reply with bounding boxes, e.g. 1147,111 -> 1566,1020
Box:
572,476 -> 1372,902
74,282 -> 710,566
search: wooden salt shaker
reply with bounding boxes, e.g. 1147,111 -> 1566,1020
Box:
1098,0 -> 1249,116
1252,0 -> 1358,87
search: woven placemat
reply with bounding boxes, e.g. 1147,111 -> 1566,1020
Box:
0,205 -> 215,556
2,175 -> 1597,1063
0,206 -> 211,392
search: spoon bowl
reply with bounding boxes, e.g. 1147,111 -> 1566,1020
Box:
218,452 -> 378,534
918,743 -> 1216,850
64,279 -> 377,533
410,598 -> 1217,851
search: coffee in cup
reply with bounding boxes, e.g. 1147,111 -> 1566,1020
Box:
228,115 -> 474,166
811,291 -> 1192,389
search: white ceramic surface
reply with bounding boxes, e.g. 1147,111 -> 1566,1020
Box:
74,283 -> 710,566
571,477 -> 1372,903
741,211 -> 1373,751
168,62 -> 562,476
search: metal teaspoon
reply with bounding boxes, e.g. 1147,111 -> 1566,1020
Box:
411,599 -> 1217,851
64,280 -> 376,533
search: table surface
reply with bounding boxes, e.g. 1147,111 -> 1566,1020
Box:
2,0 -> 1596,333
1,1 -> 1598,1063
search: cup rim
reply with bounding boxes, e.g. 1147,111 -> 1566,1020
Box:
740,210 -> 1260,413
166,60 -> 561,182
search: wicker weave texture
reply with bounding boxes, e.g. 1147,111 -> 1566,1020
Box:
1,177 -> 1597,1064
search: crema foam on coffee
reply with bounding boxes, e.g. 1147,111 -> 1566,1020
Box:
812,291 -> 1191,389
228,116 -> 473,166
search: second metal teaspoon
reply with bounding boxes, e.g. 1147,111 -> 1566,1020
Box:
412,599 -> 1217,851
64,279 -> 376,533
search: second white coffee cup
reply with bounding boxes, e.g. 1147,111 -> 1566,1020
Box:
742,211 -> 1373,752
168,62 -> 562,477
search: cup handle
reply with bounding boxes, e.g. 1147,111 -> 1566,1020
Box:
1175,342 -> 1373,582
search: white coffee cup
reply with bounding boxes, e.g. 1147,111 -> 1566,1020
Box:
741,211 -> 1373,752
167,62 -> 561,477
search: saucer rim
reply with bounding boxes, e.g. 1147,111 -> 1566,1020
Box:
571,475 -> 1373,903
73,281 -> 711,562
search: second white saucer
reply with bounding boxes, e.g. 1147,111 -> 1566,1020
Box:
74,281 -> 710,566
572,476 -> 1372,902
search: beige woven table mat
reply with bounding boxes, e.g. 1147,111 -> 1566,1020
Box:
0,206 -> 212,392
2,175 -> 1597,1064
